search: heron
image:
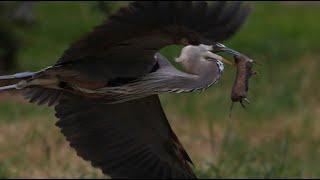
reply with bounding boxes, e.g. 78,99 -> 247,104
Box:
0,1 -> 251,179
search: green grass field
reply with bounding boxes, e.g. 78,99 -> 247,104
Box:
1,2 -> 320,178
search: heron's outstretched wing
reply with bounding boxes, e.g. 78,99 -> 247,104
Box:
55,94 -> 196,179
55,1 -> 251,83
36,1 -> 251,178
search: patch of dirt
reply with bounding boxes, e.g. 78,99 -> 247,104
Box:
0,117 -> 105,178
0,91 -> 29,104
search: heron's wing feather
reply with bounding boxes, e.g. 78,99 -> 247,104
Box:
55,94 -> 196,179
55,1 -> 251,82
23,87 -> 62,106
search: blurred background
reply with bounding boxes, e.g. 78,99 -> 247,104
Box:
0,1 -> 320,178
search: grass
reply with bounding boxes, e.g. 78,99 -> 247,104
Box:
1,1 -> 320,178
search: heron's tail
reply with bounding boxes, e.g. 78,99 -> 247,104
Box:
0,71 -> 36,92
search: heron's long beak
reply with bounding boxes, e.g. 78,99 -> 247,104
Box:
212,44 -> 242,67
219,47 -> 242,56
220,57 -> 234,66
206,51 -> 235,66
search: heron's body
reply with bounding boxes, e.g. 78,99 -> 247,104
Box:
4,45 -> 225,105
0,1 -> 251,179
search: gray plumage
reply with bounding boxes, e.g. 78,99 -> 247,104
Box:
0,44 -> 225,105
73,45 -> 224,104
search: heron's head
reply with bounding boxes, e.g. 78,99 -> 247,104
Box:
175,44 -> 233,73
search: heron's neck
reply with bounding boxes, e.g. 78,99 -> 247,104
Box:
182,59 -> 218,75
181,59 -> 223,88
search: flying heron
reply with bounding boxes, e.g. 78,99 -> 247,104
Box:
0,1 -> 251,179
